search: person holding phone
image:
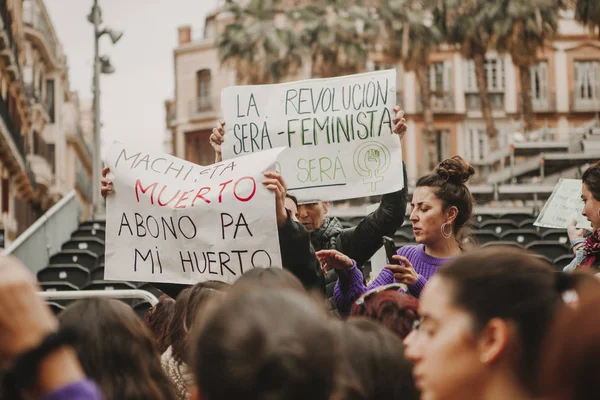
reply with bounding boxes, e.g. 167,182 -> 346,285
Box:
317,156 -> 476,315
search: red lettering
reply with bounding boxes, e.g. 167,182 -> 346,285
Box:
135,179 -> 158,204
218,180 -> 233,203
192,187 -> 212,206
174,190 -> 194,209
157,185 -> 181,207
233,176 -> 256,202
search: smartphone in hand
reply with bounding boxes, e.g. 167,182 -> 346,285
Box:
383,236 -> 400,265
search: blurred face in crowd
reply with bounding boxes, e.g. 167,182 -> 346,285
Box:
581,183 -> 600,231
298,202 -> 329,232
410,187 -> 457,246
404,276 -> 485,400
285,197 -> 299,222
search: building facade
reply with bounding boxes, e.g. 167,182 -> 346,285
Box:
166,6 -> 600,190
0,0 -> 93,248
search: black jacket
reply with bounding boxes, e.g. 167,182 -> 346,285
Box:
310,162 -> 409,297
279,211 -> 323,291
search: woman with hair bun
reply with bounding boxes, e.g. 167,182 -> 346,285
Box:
318,156 -> 476,314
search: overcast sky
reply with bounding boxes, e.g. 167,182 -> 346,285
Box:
45,0 -> 220,156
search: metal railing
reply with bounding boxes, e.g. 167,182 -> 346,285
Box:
76,165 -> 93,202
189,96 -> 215,118
22,0 -> 58,60
38,289 -> 159,306
0,93 -> 25,159
0,0 -> 21,74
4,191 -> 80,274
416,91 -> 455,113
570,91 -> 600,112
466,93 -> 505,111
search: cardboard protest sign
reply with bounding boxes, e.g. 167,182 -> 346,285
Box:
103,143 -> 285,285
534,179 -> 592,230
221,69 -> 404,203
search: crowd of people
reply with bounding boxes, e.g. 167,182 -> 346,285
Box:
0,107 -> 599,399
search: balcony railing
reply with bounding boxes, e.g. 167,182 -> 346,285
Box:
189,96 -> 216,119
416,91 -> 455,113
0,93 -> 25,159
32,131 -> 54,167
466,93 -> 505,111
0,0 -> 22,77
517,92 -> 557,113
570,91 -> 600,113
22,0 -> 58,61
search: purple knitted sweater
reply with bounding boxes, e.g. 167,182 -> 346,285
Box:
333,245 -> 453,315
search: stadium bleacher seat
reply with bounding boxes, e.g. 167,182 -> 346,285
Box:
500,229 -> 541,246
479,220 -> 520,235
90,265 -> 105,281
37,264 -> 90,289
554,254 -> 574,271
62,237 -> 105,257
50,250 -> 98,271
517,219 -> 537,230
473,230 -> 500,244
83,280 -> 138,291
525,241 -> 570,261
40,281 -> 80,292
47,301 -> 65,315
481,241 -> 525,250
133,301 -> 153,318
541,230 -> 570,246
501,213 -> 534,225
474,214 -> 502,227
71,226 -> 106,241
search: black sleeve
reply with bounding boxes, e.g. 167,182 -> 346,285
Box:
278,211 -> 323,291
335,161 -> 409,267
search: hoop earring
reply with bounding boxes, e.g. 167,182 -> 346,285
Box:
441,223 -> 453,239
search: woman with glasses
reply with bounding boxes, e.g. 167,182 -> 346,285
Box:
403,247 -> 574,400
317,156 -> 475,315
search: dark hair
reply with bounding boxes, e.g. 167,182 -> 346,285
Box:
192,288 -> 337,400
334,318 -> 419,400
582,161 -> 600,201
538,281 -> 600,400
170,280 -> 229,364
164,288 -> 191,363
436,247 -> 566,394
286,193 -> 299,208
59,299 -> 175,400
144,294 -> 175,354
350,291 -> 419,339
232,267 -> 305,292
416,156 -> 475,243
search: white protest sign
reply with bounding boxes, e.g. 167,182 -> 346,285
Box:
104,142 -> 285,285
534,179 -> 592,230
221,69 -> 404,203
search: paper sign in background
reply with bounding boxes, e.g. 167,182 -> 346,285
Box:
221,69 -> 404,203
104,143 -> 284,285
534,179 -> 592,231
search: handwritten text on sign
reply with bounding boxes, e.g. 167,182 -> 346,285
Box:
221,70 -> 404,203
534,179 -> 592,230
104,143 -> 284,285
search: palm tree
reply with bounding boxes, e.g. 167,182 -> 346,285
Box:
379,0 -> 442,170
293,2 -> 379,78
218,0 -> 305,84
436,0 -> 500,150
575,0 -> 600,36
493,0 -> 563,134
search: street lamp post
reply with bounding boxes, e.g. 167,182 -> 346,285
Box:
88,0 -> 122,219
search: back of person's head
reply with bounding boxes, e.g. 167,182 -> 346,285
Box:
538,274 -> 600,400
144,294 -> 175,354
435,247 -> 565,393
334,318 -> 419,400
350,290 -> 419,339
165,287 -> 191,362
170,280 -> 229,364
59,298 -> 175,400
191,288 -> 336,400
232,267 -> 305,292
416,156 -> 475,243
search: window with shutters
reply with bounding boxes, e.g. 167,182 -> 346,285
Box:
465,128 -> 488,161
464,58 -> 505,93
195,69 -> 212,112
435,130 -> 450,163
574,61 -> 600,111
531,62 -> 549,110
